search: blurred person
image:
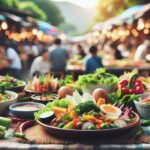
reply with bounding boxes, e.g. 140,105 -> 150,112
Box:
118,41 -> 130,58
134,40 -> 150,61
84,45 -> 103,74
0,45 -> 9,74
5,46 -> 22,79
77,44 -> 86,58
48,38 -> 68,72
109,42 -> 124,60
24,43 -> 39,67
30,48 -> 50,78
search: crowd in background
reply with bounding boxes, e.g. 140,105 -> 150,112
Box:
0,37 -> 150,80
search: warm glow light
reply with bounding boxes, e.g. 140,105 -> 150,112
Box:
144,29 -> 149,35
137,19 -> 144,31
32,28 -> 38,35
1,21 -> 8,30
145,23 -> 150,29
131,29 -> 139,37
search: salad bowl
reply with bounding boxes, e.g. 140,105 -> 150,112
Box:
77,68 -> 118,94
0,75 -> 26,93
134,94 -> 150,119
0,90 -> 18,115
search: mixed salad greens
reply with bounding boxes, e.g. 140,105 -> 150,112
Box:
0,75 -> 24,93
77,68 -> 118,88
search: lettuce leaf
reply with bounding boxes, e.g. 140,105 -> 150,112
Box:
34,98 -> 71,120
77,68 -> 118,87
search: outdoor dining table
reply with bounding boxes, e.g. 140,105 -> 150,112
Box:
0,124 -> 150,150
66,65 -> 150,79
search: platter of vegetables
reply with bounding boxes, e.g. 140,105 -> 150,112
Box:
0,75 -> 25,92
25,74 -> 59,94
35,91 -> 140,138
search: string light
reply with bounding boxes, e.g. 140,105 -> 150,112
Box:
144,29 -> 149,35
1,21 -> 8,30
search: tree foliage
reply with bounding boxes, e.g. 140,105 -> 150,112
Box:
32,0 -> 64,26
0,0 -> 19,8
19,1 -> 47,20
94,0 -> 150,23
0,0 -> 65,26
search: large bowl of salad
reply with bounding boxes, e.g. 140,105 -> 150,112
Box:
0,75 -> 26,92
77,68 -> 118,94
0,90 -> 18,115
35,92 -> 139,138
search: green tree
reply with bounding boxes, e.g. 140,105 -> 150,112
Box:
94,0 -> 150,23
19,1 -> 47,20
0,0 -> 19,8
32,0 -> 64,26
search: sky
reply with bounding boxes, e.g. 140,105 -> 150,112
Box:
52,0 -> 97,8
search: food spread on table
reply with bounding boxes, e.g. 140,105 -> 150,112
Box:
1,69 -> 150,142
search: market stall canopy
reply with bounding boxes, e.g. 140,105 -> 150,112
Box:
0,7 -> 37,19
37,20 -> 59,36
92,5 -> 144,31
134,3 -> 150,20
118,5 -> 144,21
0,14 -> 5,21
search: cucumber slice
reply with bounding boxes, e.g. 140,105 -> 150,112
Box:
0,117 -> 12,128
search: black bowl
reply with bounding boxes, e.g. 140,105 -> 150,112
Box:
31,94 -> 58,104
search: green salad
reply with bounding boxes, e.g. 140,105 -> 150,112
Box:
77,68 -> 118,87
0,75 -> 24,93
0,93 -> 11,102
34,98 -> 71,120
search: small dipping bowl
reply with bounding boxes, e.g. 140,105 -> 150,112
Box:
134,94 -> 150,119
31,93 -> 58,104
9,102 -> 45,119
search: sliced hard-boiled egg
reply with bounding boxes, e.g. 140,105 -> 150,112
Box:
100,104 -> 122,116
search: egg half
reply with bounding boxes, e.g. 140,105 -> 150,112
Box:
100,104 -> 122,116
